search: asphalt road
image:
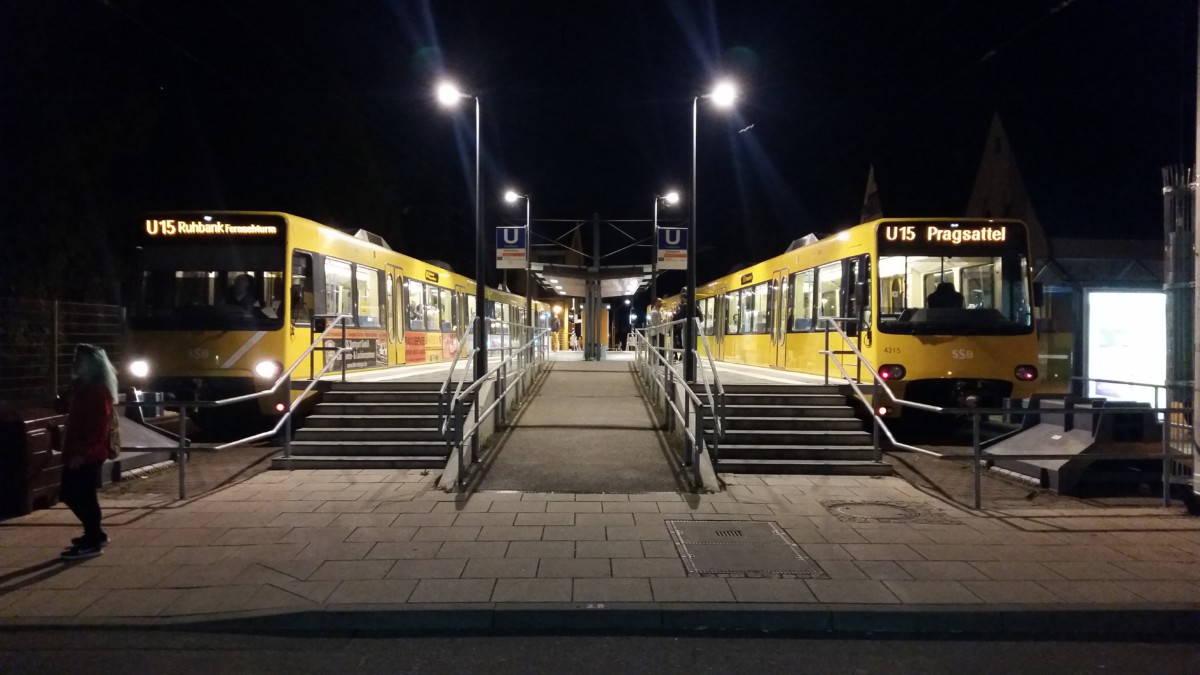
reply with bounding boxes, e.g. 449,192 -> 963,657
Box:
2,631 -> 1197,674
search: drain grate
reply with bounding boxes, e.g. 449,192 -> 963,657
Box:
820,500 -> 961,524
666,521 -> 826,578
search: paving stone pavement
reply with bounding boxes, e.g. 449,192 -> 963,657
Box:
1,468 -> 1198,634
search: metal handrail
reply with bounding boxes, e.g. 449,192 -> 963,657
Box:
690,318 -> 725,454
443,324 -> 549,488
632,324 -> 709,488
818,317 -> 1191,509
439,318 -> 477,436
136,314 -> 354,499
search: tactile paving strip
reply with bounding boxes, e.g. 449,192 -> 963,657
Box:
666,520 -> 826,578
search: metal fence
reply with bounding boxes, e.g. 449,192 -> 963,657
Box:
0,298 -> 126,402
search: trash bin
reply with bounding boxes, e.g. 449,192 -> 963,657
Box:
0,404 -> 67,518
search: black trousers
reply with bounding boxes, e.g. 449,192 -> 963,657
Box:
60,462 -> 105,544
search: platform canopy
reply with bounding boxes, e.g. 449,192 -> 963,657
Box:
530,263 -> 653,299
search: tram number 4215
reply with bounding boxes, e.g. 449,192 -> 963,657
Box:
951,349 -> 975,360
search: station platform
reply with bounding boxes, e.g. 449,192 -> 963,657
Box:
2,350 -> 1197,636
1,469 -> 1197,636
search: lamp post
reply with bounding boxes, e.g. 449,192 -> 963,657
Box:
504,189 -> 532,332
651,191 -> 679,307
685,80 -> 738,382
437,81 -> 487,380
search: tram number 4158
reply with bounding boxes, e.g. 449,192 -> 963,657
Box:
951,349 -> 975,360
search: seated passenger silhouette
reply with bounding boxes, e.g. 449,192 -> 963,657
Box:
225,274 -> 259,310
927,282 -> 964,309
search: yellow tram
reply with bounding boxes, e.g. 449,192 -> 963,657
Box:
677,218 -> 1041,414
125,211 -> 532,425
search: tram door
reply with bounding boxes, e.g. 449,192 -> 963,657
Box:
769,268 -> 789,368
455,286 -> 471,354
712,294 -> 727,360
841,256 -> 867,378
386,264 -> 404,365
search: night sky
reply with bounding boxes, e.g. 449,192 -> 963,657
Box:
1,0 -> 1194,302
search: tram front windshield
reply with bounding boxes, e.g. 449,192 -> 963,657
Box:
876,252 -> 1032,335
129,243 -> 285,331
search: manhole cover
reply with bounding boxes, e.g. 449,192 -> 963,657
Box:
819,500 -> 961,524
666,521 -> 826,578
829,502 -> 920,521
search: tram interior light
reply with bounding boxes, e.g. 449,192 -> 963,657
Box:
129,360 -> 149,378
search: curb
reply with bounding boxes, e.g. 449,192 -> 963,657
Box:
2,604 -> 1198,638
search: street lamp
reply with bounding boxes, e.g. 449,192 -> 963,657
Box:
437,80 -> 486,380
686,80 -> 738,382
504,189 -> 532,331
651,190 -> 680,309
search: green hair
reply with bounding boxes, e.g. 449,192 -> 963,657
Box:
73,343 -> 118,401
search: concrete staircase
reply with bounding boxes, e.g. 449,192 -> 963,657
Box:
271,381 -> 461,470
698,383 -> 891,476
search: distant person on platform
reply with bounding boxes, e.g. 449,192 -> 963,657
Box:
550,315 -> 562,351
648,299 -> 665,360
58,344 -> 120,560
926,282 -> 964,309
673,290 -> 702,361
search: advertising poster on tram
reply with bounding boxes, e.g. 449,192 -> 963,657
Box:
404,333 -> 426,363
326,336 -> 388,370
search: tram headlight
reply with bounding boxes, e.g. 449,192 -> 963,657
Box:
1014,365 -> 1038,382
129,359 -> 150,378
254,360 -> 283,379
878,364 -> 906,381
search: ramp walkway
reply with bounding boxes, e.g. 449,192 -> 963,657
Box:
472,353 -> 686,493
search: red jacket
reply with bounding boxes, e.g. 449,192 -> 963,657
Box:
64,384 -> 112,465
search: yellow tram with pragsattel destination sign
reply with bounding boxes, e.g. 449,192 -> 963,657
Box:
670,218 -> 1041,415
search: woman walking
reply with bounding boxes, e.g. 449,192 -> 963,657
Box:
59,344 -> 117,560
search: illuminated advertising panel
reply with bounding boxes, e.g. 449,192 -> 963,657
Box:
1086,291 -> 1166,406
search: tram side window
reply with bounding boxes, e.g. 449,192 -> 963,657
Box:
877,256 -> 907,317
386,274 -> 394,336
324,259 -> 354,321
290,253 -> 314,325
438,288 -> 453,332
699,297 -> 715,336
423,283 -> 441,331
750,283 -> 769,333
355,265 -> 380,328
400,275 -> 410,333
725,292 -> 740,335
789,269 -> 815,332
815,261 -> 842,329
739,288 -> 755,333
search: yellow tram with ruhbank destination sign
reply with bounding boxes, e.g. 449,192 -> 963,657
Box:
125,211 -> 533,433
668,218 -> 1041,416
